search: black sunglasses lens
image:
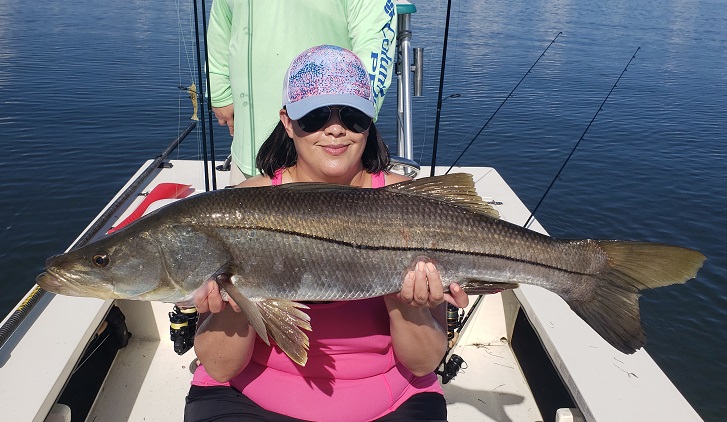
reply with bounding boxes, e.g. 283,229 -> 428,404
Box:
297,106 -> 371,133
340,107 -> 372,133
297,107 -> 331,132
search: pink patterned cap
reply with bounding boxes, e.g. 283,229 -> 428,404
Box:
282,45 -> 375,120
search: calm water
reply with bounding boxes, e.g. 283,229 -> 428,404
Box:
1,0 -> 725,419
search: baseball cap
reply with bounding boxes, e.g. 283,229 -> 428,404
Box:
282,45 -> 375,120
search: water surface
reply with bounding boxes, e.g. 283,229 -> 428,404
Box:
1,0 -> 725,419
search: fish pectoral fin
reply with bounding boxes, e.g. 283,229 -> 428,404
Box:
215,274 -> 270,345
457,279 -> 520,295
216,271 -> 312,365
255,299 -> 312,366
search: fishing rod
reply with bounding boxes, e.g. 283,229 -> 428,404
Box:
443,32 -> 562,175
524,46 -> 641,227
192,0 -> 218,191
437,47 -> 642,384
435,31 -> 562,384
429,0 -> 454,177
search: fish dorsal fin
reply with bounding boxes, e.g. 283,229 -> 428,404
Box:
385,173 -> 500,219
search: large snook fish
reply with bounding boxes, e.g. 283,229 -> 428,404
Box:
37,174 -> 705,365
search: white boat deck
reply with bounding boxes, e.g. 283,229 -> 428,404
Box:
87,163 -> 544,422
89,301 -> 195,421
0,162 -> 703,422
443,292 -> 543,421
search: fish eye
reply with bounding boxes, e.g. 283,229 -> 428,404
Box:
92,253 -> 110,268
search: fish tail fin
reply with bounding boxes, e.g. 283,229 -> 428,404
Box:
567,241 -> 705,354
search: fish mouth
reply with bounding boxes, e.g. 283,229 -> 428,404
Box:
36,269 -> 89,297
37,269 -> 63,289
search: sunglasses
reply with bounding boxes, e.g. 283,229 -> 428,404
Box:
296,106 -> 372,133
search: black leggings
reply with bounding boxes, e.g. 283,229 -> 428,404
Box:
184,385 -> 447,422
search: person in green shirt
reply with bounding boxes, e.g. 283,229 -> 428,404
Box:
207,0 -> 398,183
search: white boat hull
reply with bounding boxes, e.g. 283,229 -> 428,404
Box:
0,161 -> 702,422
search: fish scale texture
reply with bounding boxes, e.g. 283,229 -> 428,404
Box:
38,176 -> 705,354
175,183 -> 595,272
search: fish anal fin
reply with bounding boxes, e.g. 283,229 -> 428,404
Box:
385,174 -> 500,219
456,278 -> 519,295
255,299 -> 312,366
215,274 -> 270,345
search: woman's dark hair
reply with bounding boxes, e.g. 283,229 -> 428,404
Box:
255,120 -> 391,178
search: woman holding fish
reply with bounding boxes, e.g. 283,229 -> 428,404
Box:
184,45 -> 468,422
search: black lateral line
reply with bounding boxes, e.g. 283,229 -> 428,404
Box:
241,226 -> 592,278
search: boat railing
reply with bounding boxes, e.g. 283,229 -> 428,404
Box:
392,1 -> 422,178
0,122 -> 198,351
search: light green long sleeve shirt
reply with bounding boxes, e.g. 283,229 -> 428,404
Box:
207,0 -> 398,175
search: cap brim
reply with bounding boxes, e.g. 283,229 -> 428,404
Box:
286,94 -> 375,120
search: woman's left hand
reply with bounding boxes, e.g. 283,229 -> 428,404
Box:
385,261 -> 468,375
396,261 -> 469,309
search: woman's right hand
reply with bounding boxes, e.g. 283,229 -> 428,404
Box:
192,279 -> 254,382
194,279 -> 241,314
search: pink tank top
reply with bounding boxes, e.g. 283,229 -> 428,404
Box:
271,168 -> 386,187
192,170 -> 442,419
192,298 -> 442,421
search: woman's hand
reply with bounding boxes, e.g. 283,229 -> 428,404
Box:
384,261 -> 470,376
193,279 -> 241,314
396,262 -> 469,309
189,279 -> 253,382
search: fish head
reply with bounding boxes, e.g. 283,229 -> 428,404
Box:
36,228 -> 171,300
37,219 -> 234,303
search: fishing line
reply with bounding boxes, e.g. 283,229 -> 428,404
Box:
70,332 -> 111,377
437,45 -> 641,384
443,32 -> 562,175
177,0 -> 201,162
435,30 -> 563,384
176,0 -> 197,85
524,46 -> 641,228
